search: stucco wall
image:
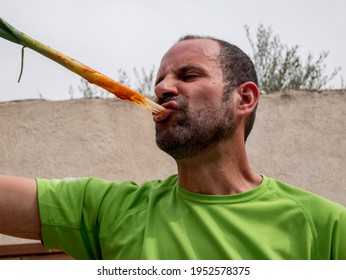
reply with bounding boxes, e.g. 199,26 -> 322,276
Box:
0,90 -> 345,245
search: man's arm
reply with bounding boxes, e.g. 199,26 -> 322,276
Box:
0,176 -> 41,240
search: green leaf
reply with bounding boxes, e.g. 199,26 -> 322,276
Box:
0,17 -> 22,45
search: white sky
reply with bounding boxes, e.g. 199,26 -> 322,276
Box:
1,0 -> 345,102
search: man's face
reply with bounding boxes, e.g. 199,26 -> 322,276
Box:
153,39 -> 236,159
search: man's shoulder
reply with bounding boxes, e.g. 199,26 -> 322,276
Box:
265,176 -> 346,215
141,174 -> 179,188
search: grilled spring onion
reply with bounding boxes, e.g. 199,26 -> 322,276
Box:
0,17 -> 164,115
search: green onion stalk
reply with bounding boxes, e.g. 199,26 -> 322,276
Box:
0,17 -> 164,114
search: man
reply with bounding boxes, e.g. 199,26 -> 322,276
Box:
0,35 -> 345,259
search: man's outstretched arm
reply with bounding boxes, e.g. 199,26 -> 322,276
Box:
0,176 -> 41,240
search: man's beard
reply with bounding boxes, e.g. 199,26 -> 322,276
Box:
155,92 -> 235,160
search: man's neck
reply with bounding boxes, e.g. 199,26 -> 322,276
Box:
176,138 -> 262,195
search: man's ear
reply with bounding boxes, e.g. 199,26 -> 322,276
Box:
235,82 -> 260,116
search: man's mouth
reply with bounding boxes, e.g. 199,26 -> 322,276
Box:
153,100 -> 178,123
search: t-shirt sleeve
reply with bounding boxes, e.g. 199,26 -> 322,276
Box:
311,199 -> 346,260
37,177 -> 114,259
329,205 -> 346,259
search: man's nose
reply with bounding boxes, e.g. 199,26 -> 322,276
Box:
154,78 -> 178,101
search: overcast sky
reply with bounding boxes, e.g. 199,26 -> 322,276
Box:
1,0 -> 345,102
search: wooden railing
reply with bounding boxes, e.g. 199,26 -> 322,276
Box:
0,243 -> 73,260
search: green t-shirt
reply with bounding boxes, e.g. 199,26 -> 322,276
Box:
37,175 -> 346,260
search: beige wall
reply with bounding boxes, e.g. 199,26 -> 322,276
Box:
247,90 -> 345,205
1,90 -> 345,244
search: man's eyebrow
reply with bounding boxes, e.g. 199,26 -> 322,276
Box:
155,64 -> 207,86
155,64 -> 205,86
180,64 -> 205,73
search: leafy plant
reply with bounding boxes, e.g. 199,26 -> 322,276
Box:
245,24 -> 341,93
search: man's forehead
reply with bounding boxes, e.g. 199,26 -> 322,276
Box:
159,39 -> 220,70
164,39 -> 219,58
